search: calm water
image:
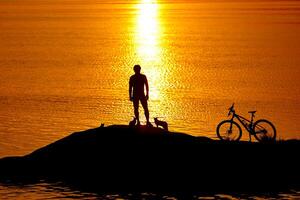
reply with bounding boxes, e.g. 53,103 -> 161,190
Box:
0,181 -> 300,200
0,0 -> 300,198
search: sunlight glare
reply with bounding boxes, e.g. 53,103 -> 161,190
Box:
136,0 -> 160,61
135,0 -> 163,104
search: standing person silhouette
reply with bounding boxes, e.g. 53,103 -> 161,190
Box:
129,65 -> 152,126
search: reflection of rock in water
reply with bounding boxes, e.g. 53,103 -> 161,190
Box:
0,125 -> 299,192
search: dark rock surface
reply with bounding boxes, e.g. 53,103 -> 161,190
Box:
0,125 -> 299,193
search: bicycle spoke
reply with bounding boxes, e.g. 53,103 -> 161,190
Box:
217,120 -> 242,141
254,119 -> 276,142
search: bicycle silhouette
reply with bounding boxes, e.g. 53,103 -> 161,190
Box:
216,104 -> 276,142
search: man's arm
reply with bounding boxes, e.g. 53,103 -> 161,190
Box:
129,77 -> 133,101
145,75 -> 149,100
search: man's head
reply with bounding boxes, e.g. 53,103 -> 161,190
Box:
133,65 -> 141,74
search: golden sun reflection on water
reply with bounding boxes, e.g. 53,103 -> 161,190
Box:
136,0 -> 160,61
0,0 -> 300,162
135,0 -> 163,103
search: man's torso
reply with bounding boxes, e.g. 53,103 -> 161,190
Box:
130,74 -> 146,98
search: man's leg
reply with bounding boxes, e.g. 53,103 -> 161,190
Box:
141,97 -> 150,123
133,98 -> 140,124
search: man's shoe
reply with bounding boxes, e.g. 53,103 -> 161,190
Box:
146,121 -> 153,127
136,121 -> 141,126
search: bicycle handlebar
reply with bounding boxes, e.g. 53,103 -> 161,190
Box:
228,103 -> 235,116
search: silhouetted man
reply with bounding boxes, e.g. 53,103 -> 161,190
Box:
129,65 -> 152,126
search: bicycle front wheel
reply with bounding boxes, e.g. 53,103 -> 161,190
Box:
216,120 -> 242,141
253,119 -> 276,142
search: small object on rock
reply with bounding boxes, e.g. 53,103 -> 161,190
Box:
154,117 -> 168,131
100,123 -> 104,128
129,117 -> 136,127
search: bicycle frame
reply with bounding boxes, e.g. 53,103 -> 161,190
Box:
218,103 -> 276,142
230,112 -> 255,134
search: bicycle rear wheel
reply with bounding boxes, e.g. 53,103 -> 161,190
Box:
216,120 -> 242,141
253,119 -> 276,142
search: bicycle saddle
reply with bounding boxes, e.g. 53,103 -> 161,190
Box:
248,111 -> 256,114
